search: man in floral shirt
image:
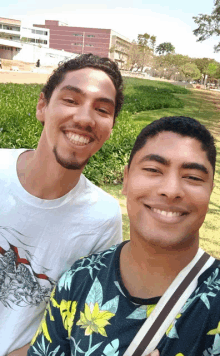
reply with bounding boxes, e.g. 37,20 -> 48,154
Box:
28,116 -> 220,356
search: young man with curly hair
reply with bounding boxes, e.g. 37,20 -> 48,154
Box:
1,54 -> 124,356
29,116 -> 219,356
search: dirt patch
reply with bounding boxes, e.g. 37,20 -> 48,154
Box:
193,89 -> 220,112
0,71 -> 50,84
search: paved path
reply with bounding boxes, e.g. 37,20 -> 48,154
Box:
0,71 -> 50,84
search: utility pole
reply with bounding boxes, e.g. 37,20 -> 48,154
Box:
82,32 -> 85,54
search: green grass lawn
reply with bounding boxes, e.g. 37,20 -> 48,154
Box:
102,88 -> 220,258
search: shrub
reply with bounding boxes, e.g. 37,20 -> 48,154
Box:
0,78 -> 189,185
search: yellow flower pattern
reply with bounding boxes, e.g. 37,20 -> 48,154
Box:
207,321 -> 220,335
31,287 -> 77,344
166,313 -> 182,335
31,301 -> 53,345
59,300 -> 77,338
147,304 -> 157,318
76,302 -> 115,337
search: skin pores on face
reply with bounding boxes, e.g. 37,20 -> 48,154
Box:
36,67 -> 116,170
123,132 -> 214,250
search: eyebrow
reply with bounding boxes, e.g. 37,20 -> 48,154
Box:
139,154 -> 209,174
60,85 -> 115,107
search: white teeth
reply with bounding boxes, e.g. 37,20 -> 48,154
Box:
151,208 -> 182,217
65,132 -> 90,145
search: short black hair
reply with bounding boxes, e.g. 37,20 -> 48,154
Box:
41,53 -> 124,123
128,116 -> 216,175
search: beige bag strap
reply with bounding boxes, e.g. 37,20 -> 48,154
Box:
123,248 -> 215,356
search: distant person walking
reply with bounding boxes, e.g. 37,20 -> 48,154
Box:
36,59 -> 40,67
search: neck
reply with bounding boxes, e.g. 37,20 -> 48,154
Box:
17,143 -> 83,200
120,236 -> 199,299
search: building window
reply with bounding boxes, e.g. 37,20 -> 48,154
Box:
36,30 -> 44,35
85,44 -> 94,47
3,25 -> 12,30
2,25 -> 20,31
1,46 -> 14,50
72,43 -> 83,46
72,34 -> 83,36
87,35 -> 95,37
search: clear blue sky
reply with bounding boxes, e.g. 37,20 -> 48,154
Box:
1,0 -> 219,61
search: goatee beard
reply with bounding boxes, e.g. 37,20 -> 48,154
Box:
53,147 -> 90,170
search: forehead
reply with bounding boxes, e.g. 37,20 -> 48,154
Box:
56,67 -> 116,96
132,131 -> 211,167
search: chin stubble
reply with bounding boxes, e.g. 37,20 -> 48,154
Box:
53,146 -> 90,170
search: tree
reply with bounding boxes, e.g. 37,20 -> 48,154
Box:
155,42 -> 175,55
207,62 -> 219,80
180,63 -> 201,81
193,58 -> 213,76
153,54 -> 189,79
192,58 -> 220,83
193,0 -> 220,52
127,33 -> 156,71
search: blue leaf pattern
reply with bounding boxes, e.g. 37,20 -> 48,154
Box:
102,339 -> 119,356
127,305 -> 147,320
101,296 -> 119,314
85,277 -> 103,306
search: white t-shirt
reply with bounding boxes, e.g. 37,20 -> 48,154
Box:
0,149 -> 122,355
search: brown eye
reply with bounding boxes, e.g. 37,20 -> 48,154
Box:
64,99 -> 77,104
186,176 -> 203,182
143,168 -> 160,173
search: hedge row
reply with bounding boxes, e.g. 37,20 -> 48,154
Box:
0,78 -> 189,184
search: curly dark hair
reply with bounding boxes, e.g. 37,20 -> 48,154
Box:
128,116 -> 216,175
41,53 -> 124,123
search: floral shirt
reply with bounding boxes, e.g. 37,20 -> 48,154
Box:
28,242 -> 220,356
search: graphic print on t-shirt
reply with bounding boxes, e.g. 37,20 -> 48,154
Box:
0,226 -> 55,308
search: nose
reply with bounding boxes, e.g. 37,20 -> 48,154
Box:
157,173 -> 184,200
73,103 -> 95,129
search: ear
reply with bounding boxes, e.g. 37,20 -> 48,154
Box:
122,165 -> 129,196
36,92 -> 47,124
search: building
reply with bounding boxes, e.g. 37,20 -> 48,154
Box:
34,20 -> 131,68
0,17 -> 131,68
0,17 -> 49,60
0,17 -> 77,66
109,31 -> 131,68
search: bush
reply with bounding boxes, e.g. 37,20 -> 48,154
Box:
0,83 -> 42,148
83,111 -> 142,185
0,78 -> 189,185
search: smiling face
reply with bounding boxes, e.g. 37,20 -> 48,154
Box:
36,67 -> 116,170
122,132 -> 214,249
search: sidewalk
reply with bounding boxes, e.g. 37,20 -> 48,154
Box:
0,70 -> 50,84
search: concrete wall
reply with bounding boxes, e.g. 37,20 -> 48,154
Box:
11,43 -> 77,66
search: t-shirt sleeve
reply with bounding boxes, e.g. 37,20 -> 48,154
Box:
27,282 -> 72,356
91,203 -> 123,253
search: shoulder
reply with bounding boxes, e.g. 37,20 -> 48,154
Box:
57,244 -> 121,295
81,175 -> 121,211
0,148 -> 27,167
188,258 -> 220,308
